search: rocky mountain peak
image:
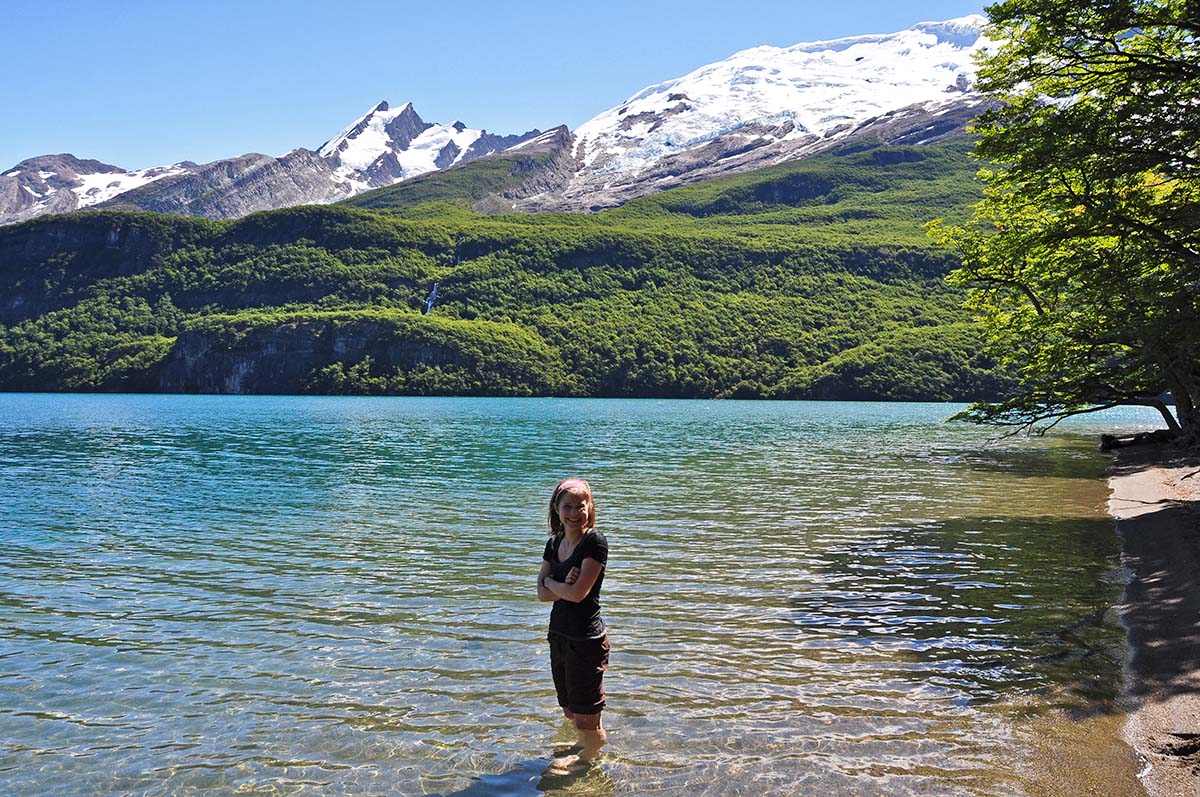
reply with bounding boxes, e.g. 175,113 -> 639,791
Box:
313,100 -> 541,192
7,154 -> 125,177
318,101 -> 425,163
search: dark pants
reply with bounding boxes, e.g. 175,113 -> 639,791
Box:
549,633 -> 609,715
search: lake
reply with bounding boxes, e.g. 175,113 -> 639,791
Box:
0,395 -> 1164,795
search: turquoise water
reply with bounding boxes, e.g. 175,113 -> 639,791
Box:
0,395 -> 1164,796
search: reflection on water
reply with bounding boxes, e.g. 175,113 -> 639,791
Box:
0,396 -> 1164,796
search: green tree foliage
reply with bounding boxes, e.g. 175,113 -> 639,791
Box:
344,151 -> 560,213
928,0 -> 1200,441
0,295 -> 177,391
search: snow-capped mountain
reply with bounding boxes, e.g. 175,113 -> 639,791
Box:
0,104 -> 543,224
0,15 -> 991,224
576,16 -> 985,173
523,14 -> 990,210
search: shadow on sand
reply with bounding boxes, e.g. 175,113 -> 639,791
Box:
1110,447 -> 1200,704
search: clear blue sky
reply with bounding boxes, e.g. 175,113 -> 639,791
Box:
2,0 -> 984,170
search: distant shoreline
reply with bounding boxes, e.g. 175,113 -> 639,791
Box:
1108,445 -> 1200,797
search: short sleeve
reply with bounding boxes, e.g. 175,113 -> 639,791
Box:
582,531 -> 608,567
543,536 -> 557,562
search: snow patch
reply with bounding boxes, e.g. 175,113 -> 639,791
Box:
397,123 -> 483,174
73,164 -> 190,208
506,129 -> 560,152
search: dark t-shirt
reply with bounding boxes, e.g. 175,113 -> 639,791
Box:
543,530 -> 608,640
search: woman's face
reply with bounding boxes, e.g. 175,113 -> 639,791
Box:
556,489 -> 592,533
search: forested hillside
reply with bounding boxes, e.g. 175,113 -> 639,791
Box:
0,137 -> 1011,399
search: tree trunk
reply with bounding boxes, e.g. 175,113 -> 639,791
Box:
1141,397 -> 1181,432
1166,371 -> 1200,450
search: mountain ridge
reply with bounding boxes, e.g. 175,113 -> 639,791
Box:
0,103 -> 545,225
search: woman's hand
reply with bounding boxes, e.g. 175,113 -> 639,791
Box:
565,566 -> 580,584
537,561 -> 556,601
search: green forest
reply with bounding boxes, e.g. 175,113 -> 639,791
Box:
0,136 -> 1015,400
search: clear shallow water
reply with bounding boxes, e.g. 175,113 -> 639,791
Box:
0,395 -> 1166,796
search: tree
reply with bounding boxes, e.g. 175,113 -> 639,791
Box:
928,0 -> 1200,444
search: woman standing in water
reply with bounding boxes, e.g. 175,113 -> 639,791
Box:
537,478 -> 609,761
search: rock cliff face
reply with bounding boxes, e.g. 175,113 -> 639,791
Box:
156,319 -> 535,394
100,150 -> 349,219
489,126 -> 581,203
0,213 -> 209,325
160,322 -> 347,393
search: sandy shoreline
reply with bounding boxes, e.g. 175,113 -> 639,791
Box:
1108,445 -> 1200,797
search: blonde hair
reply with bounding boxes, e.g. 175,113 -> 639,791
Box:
547,478 -> 596,536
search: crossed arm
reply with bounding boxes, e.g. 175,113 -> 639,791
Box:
537,557 -> 603,603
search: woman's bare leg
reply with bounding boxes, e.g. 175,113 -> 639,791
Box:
574,713 -> 606,761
